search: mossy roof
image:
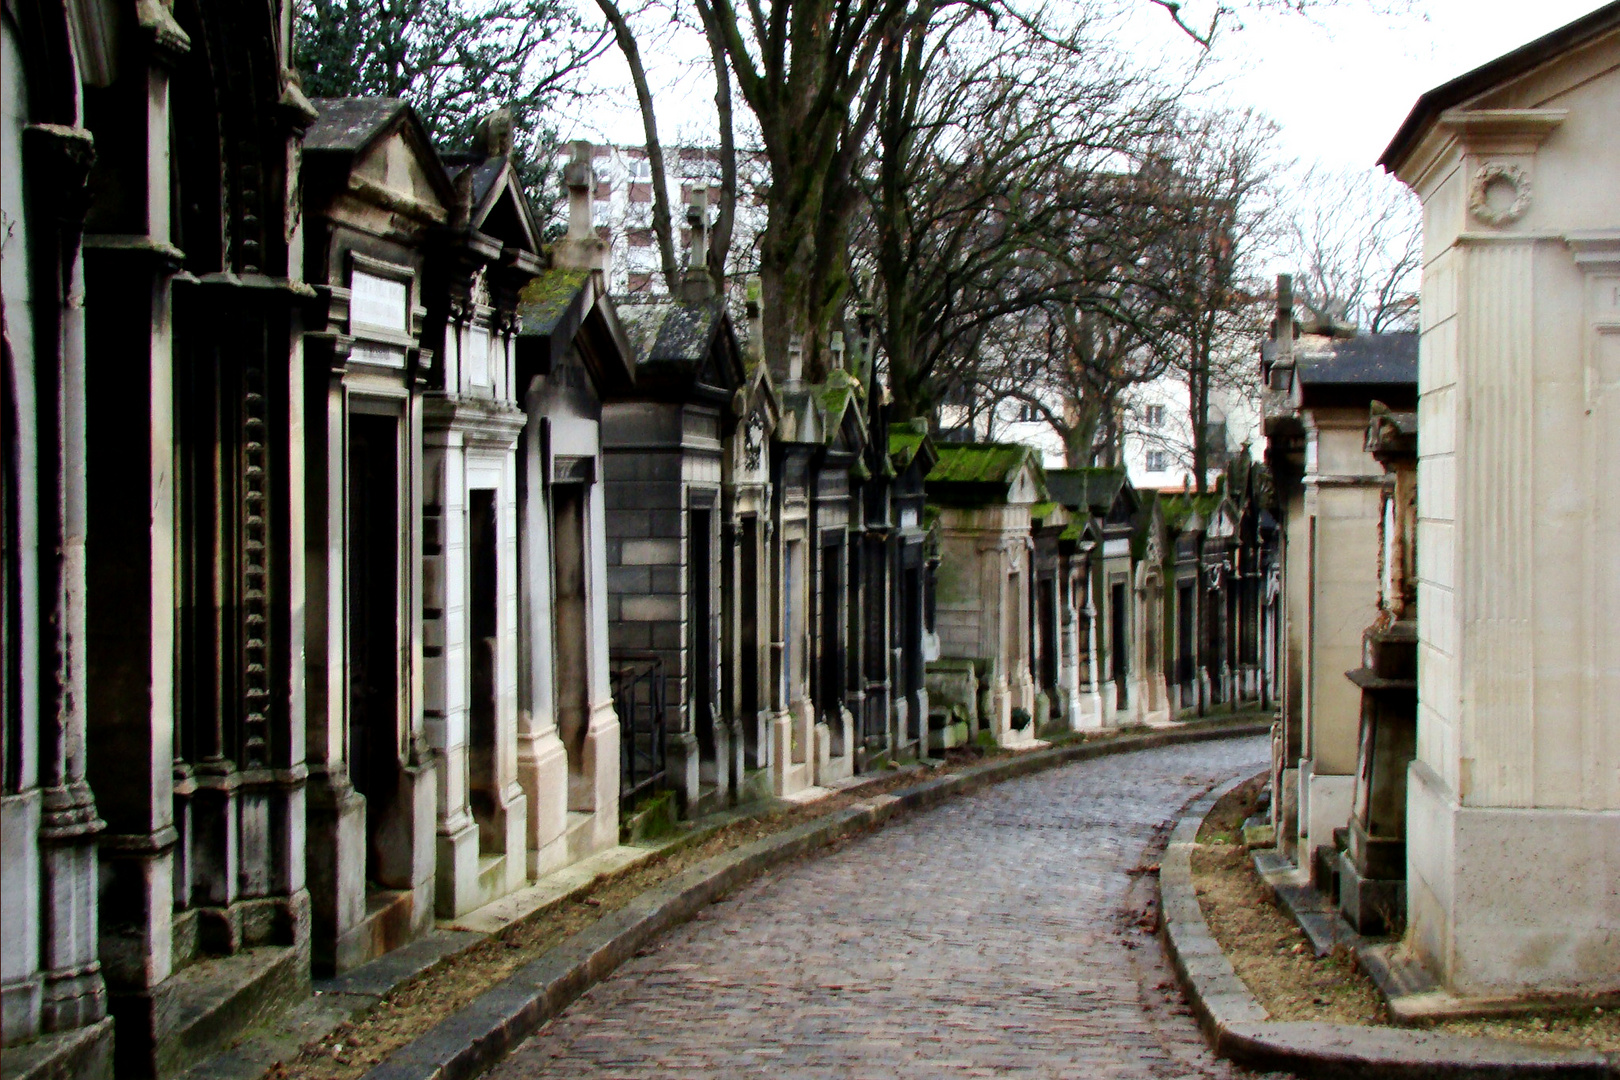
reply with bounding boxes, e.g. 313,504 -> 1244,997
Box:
888,419 -> 935,471
928,443 -> 1032,485
516,269 -> 591,336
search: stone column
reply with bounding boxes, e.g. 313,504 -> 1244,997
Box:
82,58 -> 182,1060
2,118 -> 108,1048
578,477 -> 622,854
516,415 -> 571,876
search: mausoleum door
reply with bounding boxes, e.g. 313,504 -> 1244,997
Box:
689,506 -> 716,779
1038,578 -> 1058,707
347,413 -> 404,885
818,534 -> 846,753
739,516 -> 761,769
467,488 -> 500,853
552,482 -> 591,812
1111,581 -> 1129,709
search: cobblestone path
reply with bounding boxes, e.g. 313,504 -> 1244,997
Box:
491,735 -> 1273,1079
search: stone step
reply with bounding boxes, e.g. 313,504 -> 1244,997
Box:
475,854 -> 509,899
329,888 -> 415,976
110,943 -> 307,1079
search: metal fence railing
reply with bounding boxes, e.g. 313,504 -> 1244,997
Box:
611,651 -> 666,809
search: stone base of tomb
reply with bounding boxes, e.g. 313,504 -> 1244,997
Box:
1408,760 -> 1620,997
567,702 -> 621,862
815,711 -> 856,785
108,906 -> 309,1079
1338,849 -> 1406,937
770,708 -> 814,797
1302,764 -> 1355,880
0,1017 -> 114,1080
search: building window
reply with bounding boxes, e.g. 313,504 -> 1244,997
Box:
1146,449 -> 1169,472
1144,404 -> 1165,429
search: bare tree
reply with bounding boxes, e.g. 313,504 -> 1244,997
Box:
1149,107 -> 1278,491
1278,164 -> 1420,334
1147,0 -> 1418,49
856,11 -> 1183,423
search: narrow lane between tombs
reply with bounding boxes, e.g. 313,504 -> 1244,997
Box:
487,735 -> 1276,1080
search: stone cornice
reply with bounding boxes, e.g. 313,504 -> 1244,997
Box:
1437,108 -> 1567,155
1395,108 -> 1566,197
1566,230 -> 1620,275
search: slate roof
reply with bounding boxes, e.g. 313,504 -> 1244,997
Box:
1294,333 -> 1418,387
445,158 -> 509,209
1381,1 -> 1620,171
306,97 -> 408,153
1046,466 -> 1125,514
615,296 -> 725,366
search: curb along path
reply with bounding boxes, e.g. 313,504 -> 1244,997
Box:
367,723 -> 1269,1080
1160,776 -> 1617,1080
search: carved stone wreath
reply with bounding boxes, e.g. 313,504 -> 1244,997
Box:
1469,162 -> 1532,227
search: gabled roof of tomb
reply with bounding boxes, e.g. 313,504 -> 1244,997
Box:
888,418 -> 937,474
444,155 -> 544,257
1380,1 -> 1620,172
927,442 -> 1045,505
615,295 -> 742,388
304,97 -> 455,216
515,269 -> 635,394
1046,466 -> 1127,516
307,98 -> 413,152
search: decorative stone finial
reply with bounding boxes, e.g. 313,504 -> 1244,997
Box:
475,108 -> 515,158
787,333 -> 804,386
550,139 -> 608,273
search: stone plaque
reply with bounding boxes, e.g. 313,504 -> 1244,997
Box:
352,270 -> 408,332
466,325 -> 492,387
552,454 -> 595,484
351,340 -> 407,369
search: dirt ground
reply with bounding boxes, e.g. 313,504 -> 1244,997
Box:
1190,775 -> 1388,1024
266,721 -> 1251,1079
1189,776 -> 1620,1052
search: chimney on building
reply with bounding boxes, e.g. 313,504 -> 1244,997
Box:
680,188 -> 716,302
552,139 -> 609,274
829,330 -> 845,374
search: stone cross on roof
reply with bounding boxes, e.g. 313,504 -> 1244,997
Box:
553,139 -> 609,273
681,187 -> 715,302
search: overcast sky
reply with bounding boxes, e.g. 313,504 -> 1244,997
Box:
573,0 -> 1611,175
1135,0 -> 1609,171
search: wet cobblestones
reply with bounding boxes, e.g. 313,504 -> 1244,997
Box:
490,736 -> 1272,1079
